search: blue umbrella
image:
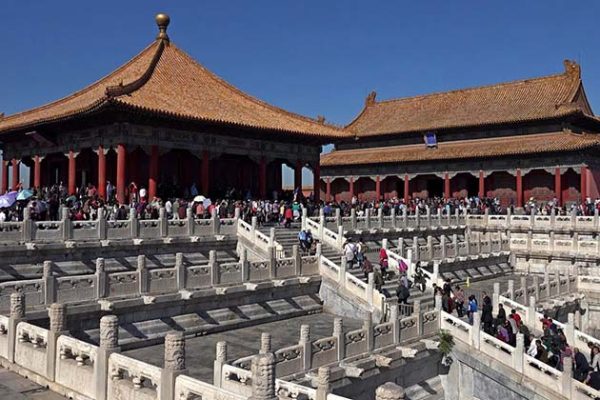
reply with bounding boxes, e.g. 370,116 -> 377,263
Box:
16,189 -> 33,201
0,191 -> 18,208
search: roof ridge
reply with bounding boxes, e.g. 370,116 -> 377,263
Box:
0,41 -> 160,123
167,43 -> 346,133
374,71 -> 573,106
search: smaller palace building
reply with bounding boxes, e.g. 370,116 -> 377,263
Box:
320,60 -> 600,207
0,14 -> 346,203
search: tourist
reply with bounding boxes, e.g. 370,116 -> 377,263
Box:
585,370 -> 600,390
496,304 -> 507,327
379,247 -> 389,277
343,240 -> 357,269
467,295 -> 478,325
453,285 -> 465,317
527,338 -> 538,357
356,237 -> 367,269
362,255 -> 374,280
591,346 -> 600,371
373,264 -> 384,293
510,309 -> 522,329
481,296 -> 494,334
396,279 -> 410,306
574,347 -> 591,382
496,324 -> 510,343
534,340 -> 549,363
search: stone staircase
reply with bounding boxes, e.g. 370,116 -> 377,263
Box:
257,224 -> 340,260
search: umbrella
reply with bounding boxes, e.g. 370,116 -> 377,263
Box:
193,195 -> 205,203
0,191 -> 18,208
203,198 -> 212,208
16,189 -> 34,201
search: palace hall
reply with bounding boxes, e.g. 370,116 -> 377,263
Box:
0,15 -> 345,203
320,60 -> 600,207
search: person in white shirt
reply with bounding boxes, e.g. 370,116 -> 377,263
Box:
0,210 -> 6,222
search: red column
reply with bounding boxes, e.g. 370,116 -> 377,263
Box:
97,146 -> 106,199
403,174 -> 409,203
1,160 -> 8,193
375,176 -> 381,201
516,168 -> 523,208
11,159 -> 19,191
326,178 -> 331,202
259,157 -> 267,199
444,172 -> 450,198
33,156 -> 41,189
116,143 -> 126,204
68,150 -> 76,195
294,159 -> 302,190
201,150 -> 210,195
581,165 -> 588,202
478,170 -> 485,198
148,145 -> 159,200
554,167 -> 561,205
349,177 -> 355,199
313,163 -> 320,202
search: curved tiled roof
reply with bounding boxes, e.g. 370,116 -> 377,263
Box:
0,39 -> 347,139
347,60 -> 592,137
320,132 -> 600,167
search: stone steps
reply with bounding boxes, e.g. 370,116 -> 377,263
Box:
77,294 -> 323,350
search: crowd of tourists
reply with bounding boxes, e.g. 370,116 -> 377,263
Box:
438,283 -> 600,390
2,181 -> 600,223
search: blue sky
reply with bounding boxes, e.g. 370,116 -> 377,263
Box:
2,1 -> 600,186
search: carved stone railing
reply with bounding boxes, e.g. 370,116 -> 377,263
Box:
0,206 -> 236,246
0,250 -> 321,312
108,352 -> 162,398
509,234 -> 600,259
467,209 -> 600,234
237,218 -> 285,259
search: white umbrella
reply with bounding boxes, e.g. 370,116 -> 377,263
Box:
203,198 -> 212,208
193,195 -> 205,203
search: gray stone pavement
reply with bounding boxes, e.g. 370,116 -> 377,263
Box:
0,369 -> 64,399
125,312 -> 362,383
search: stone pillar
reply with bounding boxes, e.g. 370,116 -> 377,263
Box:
397,237 -> 404,257
11,158 -> 20,191
562,356 -> 573,397
214,341 -> 227,387
97,145 -> 107,199
375,382 -> 406,400
472,311 -> 481,349
116,143 -> 126,204
316,366 -> 331,400
527,296 -> 537,328
390,304 -> 400,344
43,261 -> 56,305
364,314 -> 374,351
375,175 -> 382,201
326,178 -> 332,202
96,315 -> 120,400
93,258 -> 106,299
492,282 -> 500,315
137,255 -> 148,295
390,208 -> 397,229
426,235 -> 433,259
349,176 -> 355,199
209,250 -> 219,286
513,333 -> 524,373
260,332 -> 272,354
148,145 -> 159,200
202,150 -> 210,195
250,353 -> 277,400
7,292 -> 24,363
435,294 -> 442,311
507,280 -> 514,300
161,332 -> 187,400
365,208 -> 371,230
440,235 -> 447,259
299,324 -> 311,371
333,318 -> 345,361
175,252 -> 185,290
47,303 -> 67,381
565,313 -> 575,345
350,208 -> 357,230
520,276 -> 528,306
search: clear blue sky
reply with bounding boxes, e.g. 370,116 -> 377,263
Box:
2,1 -> 600,187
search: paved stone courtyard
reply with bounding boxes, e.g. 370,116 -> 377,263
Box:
0,369 -> 64,399
125,312 -> 362,382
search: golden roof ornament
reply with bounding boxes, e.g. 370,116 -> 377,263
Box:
155,13 -> 170,41
563,59 -> 580,78
365,91 -> 377,107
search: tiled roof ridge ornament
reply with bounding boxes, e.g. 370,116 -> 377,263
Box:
0,112 -> 4,120
155,13 -> 170,42
365,91 -> 377,107
104,13 -> 170,98
563,59 -> 580,78
316,115 -> 326,124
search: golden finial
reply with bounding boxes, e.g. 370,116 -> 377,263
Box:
155,13 -> 170,41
